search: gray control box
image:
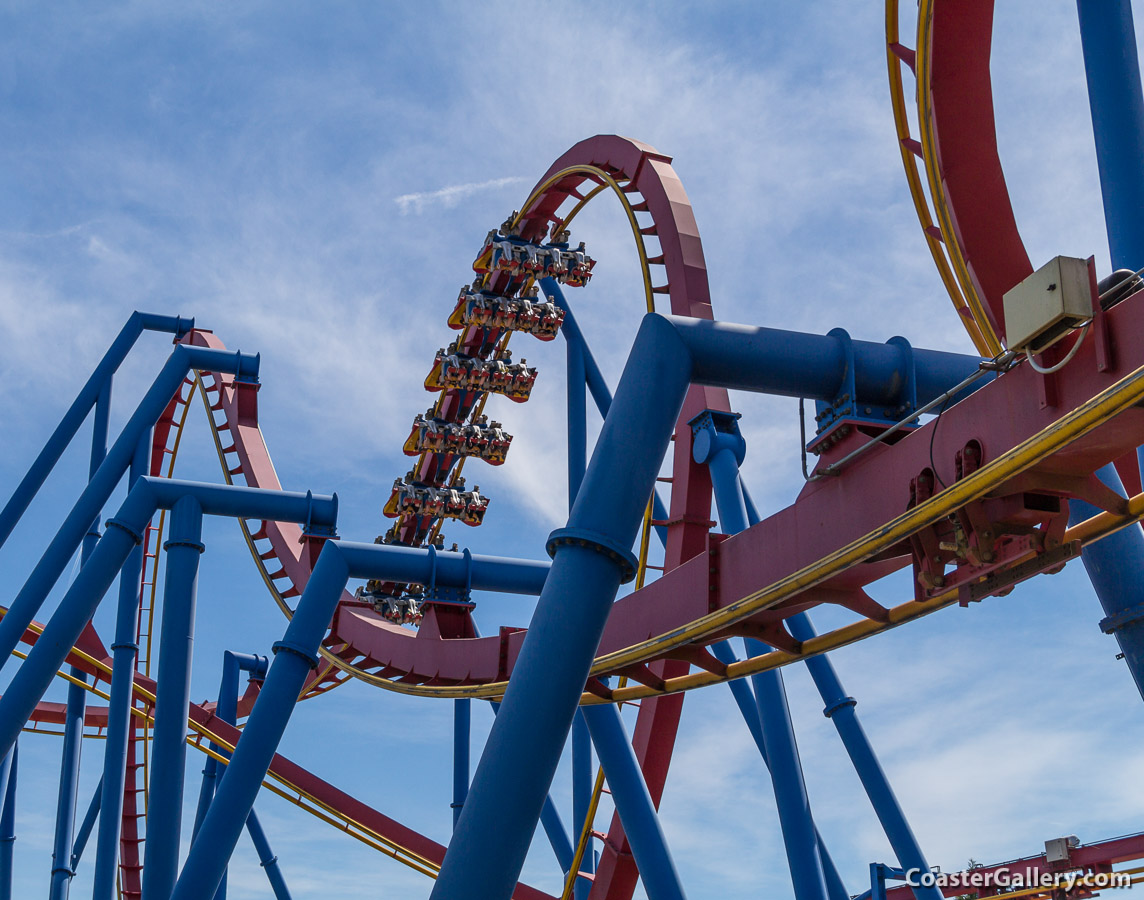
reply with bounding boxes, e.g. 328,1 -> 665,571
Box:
1002,256 -> 1093,354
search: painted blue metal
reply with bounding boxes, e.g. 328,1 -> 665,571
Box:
1077,0 -> 1144,271
452,700 -> 471,831
431,314 -> 694,900
0,744 -> 17,900
170,542 -> 352,900
546,278 -> 670,542
566,327 -> 596,898
51,378 -> 112,900
786,612 -> 943,900
186,651 -> 271,900
0,311 -> 191,551
486,700 -> 575,872
68,777 -> 101,873
693,411 -> 829,900
667,316 -> 985,407
1071,464 -> 1144,700
0,345 -> 259,678
706,641 -> 849,900
0,477 -> 335,768
580,703 -> 688,900
571,711 -> 593,900
244,810 -> 293,900
143,494 -> 206,900
738,481 -> 943,900
92,434 -> 150,900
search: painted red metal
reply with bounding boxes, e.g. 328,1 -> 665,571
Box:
928,0 -> 1033,340
884,833 -> 1144,900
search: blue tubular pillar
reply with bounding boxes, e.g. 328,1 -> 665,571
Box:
1077,0 -> 1144,270
693,411 -> 828,900
0,744 -> 17,900
486,701 -> 575,872
170,542 -> 351,900
1071,464 -> 1144,700
142,495 -> 205,900
738,486 -> 941,900
571,711 -> 592,900
566,317 -> 595,898
0,483 -> 157,763
92,435 -> 150,900
187,651 -> 270,900
706,642 -> 849,900
0,345 -> 258,677
580,704 -> 686,900
244,811 -> 293,900
452,700 -> 470,831
0,311 -> 191,551
429,314 -> 693,900
50,378 -> 112,900
69,777 -> 101,873
547,277 -> 670,543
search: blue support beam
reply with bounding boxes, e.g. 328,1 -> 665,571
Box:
244,810 -> 293,900
1078,0 -> 1144,271
0,345 -> 259,681
571,711 -> 593,900
0,744 -> 17,900
159,313 -> 986,900
452,700 -> 471,831
142,494 -> 206,900
92,435 -> 150,900
0,478 -> 336,768
0,311 -> 192,552
50,377 -> 112,900
693,411 -> 829,900
1071,464 -> 1144,700
707,641 -> 850,900
69,777 -> 101,873
580,703 -> 688,900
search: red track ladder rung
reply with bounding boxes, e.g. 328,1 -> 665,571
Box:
901,136 -> 923,158
228,465 -> 244,476
639,225 -> 658,236
646,254 -> 665,265
651,284 -> 670,294
889,42 -> 917,72
630,200 -> 649,212
924,225 -> 944,242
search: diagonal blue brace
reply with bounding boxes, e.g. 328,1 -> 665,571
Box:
691,409 -> 830,900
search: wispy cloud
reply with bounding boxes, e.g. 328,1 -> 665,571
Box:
394,176 -> 528,214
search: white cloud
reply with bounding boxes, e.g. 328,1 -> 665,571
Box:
394,177 -> 529,215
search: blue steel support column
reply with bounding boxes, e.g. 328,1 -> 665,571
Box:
169,543 -> 351,900
737,485 -> 942,900
693,412 -> 828,900
1070,464 -> 1144,700
0,345 -> 258,677
547,277 -> 670,543
186,651 -> 271,900
0,744 -> 17,900
142,495 -> 205,900
707,641 -> 849,900
486,701 -> 575,872
566,321 -> 595,899
0,312 -> 191,551
244,811 -> 293,900
50,378 -> 112,900
1077,0 -> 1144,270
571,712 -> 592,900
69,778 -> 101,873
429,314 -> 693,900
580,704 -> 686,900
452,700 -> 470,831
92,435 -> 150,900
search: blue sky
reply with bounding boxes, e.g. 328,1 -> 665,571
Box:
2,2 -> 1143,899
